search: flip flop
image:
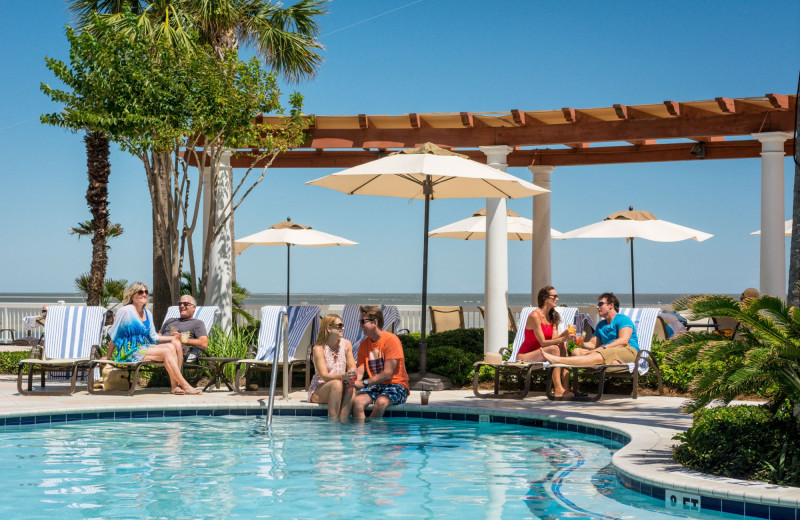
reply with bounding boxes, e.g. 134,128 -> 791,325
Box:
183,388 -> 203,395
171,388 -> 186,395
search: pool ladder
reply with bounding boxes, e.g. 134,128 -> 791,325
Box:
265,310 -> 290,428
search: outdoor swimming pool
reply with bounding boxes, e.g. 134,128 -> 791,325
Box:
0,414 -> 766,519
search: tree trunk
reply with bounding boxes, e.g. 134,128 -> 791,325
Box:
84,131 -> 110,307
151,152 -> 172,326
788,72 -> 800,307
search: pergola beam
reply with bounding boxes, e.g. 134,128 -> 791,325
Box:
216,139 -> 795,169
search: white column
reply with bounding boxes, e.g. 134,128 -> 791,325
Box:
205,150 -> 233,331
529,165 -> 554,302
752,132 -> 792,300
480,145 -> 512,355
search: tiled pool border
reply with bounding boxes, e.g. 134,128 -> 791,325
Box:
1,404 -> 797,520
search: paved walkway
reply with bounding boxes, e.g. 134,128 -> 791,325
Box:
1,374 -> 798,510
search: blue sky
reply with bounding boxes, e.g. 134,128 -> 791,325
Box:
1,0 -> 798,299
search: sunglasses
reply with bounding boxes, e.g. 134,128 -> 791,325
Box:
597,301 -> 610,307
359,318 -> 376,325
548,294 -> 559,299
330,323 -> 344,330
137,289 -> 149,296
178,302 -> 195,307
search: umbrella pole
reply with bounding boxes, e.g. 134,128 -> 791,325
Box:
286,244 -> 291,307
419,177 -> 432,374
630,238 -> 636,308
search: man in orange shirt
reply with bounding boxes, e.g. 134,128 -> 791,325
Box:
352,305 -> 409,419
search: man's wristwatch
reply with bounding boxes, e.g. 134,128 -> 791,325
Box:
362,378 -> 370,387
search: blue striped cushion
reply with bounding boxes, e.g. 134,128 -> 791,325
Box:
256,306 -> 320,363
345,304 -> 401,357
163,305 -> 220,333
507,306 -> 536,362
619,307 -> 662,374
43,305 -> 106,360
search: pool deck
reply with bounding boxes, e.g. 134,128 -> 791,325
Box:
1,374 -> 799,512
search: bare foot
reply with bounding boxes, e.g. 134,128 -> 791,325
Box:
171,388 -> 185,395
541,350 -> 558,363
182,386 -> 202,395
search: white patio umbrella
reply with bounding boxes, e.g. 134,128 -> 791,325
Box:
750,219 -> 792,236
428,207 -> 564,240
306,143 -> 548,374
560,206 -> 713,307
235,217 -> 357,305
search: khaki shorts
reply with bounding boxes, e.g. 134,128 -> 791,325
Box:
598,345 -> 638,364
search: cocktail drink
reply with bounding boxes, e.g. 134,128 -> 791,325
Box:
575,335 -> 584,347
180,331 -> 190,344
567,324 -> 576,336
420,391 -> 430,405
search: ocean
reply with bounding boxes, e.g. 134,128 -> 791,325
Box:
0,292 -> 733,308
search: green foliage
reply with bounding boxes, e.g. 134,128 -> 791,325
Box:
673,403 -> 800,486
69,220 -> 124,240
425,346 -> 483,387
74,274 -> 128,310
399,328 -> 514,387
0,351 -> 28,374
206,323 -> 258,380
667,294 -> 800,412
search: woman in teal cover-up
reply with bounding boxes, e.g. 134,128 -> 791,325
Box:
106,282 -> 201,394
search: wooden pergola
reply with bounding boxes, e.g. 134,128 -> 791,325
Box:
198,94 -> 796,344
225,94 -> 795,168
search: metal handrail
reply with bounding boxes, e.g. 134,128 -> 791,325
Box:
266,309 -> 289,428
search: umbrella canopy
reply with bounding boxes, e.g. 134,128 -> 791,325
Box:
750,219 -> 792,236
235,218 -> 357,305
428,208 -> 563,240
560,207 -> 713,306
306,142 -> 547,374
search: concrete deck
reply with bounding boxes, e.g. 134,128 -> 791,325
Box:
1,374 -> 799,510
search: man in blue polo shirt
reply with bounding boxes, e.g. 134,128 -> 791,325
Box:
542,292 -> 639,366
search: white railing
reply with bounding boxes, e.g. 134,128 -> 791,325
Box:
0,303 -> 47,343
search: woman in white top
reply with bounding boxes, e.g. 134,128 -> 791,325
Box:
308,314 -> 357,418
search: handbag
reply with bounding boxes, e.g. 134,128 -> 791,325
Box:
102,364 -> 131,392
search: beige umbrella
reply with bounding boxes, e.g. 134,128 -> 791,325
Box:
560,206 -> 713,307
306,142 -> 548,373
750,219 -> 792,236
235,218 -> 357,305
428,208 -> 564,240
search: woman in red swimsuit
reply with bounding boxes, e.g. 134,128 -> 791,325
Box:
517,286 -> 570,362
518,286 -> 573,399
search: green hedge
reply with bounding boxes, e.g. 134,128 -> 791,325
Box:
673,403 -> 800,486
0,351 -> 28,374
399,329 -> 514,387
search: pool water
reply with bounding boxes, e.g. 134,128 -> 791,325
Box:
0,416 -> 758,519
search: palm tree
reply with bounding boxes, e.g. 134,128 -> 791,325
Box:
67,0 -> 327,322
669,294 -> 800,413
74,274 -> 128,309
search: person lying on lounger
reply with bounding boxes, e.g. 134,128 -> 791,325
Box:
541,292 -> 639,369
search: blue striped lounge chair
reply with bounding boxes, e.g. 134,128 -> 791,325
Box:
17,305 -> 106,395
472,306 -> 579,399
341,304 -> 401,357
233,305 -> 320,395
162,305 -> 220,363
545,307 -> 664,401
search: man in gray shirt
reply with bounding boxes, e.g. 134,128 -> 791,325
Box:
159,295 -> 209,364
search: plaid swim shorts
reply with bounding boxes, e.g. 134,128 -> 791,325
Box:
358,383 -> 409,405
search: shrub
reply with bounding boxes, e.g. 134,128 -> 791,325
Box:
673,403 -> 800,486
425,346 -> 483,387
0,351 -> 28,374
